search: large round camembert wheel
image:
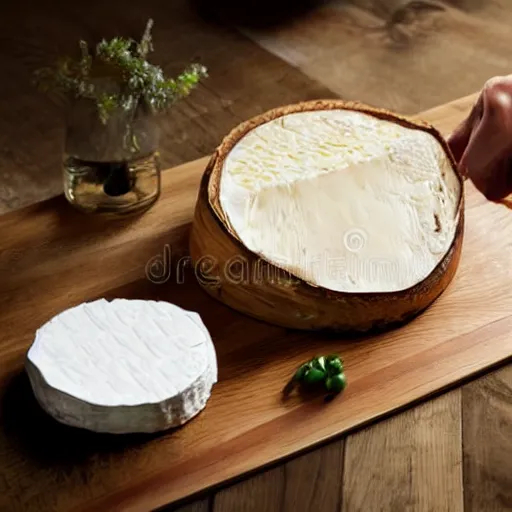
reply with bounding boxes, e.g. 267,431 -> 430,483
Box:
189,100 -> 464,332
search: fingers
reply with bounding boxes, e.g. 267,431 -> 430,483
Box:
460,77 -> 512,169
450,75 -> 512,201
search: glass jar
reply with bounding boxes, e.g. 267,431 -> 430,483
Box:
63,99 -> 161,216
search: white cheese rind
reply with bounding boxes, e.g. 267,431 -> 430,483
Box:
219,109 -> 461,293
26,299 -> 217,434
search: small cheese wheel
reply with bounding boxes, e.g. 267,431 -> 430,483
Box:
25,299 -> 217,434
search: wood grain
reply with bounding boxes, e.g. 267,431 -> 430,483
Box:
0,94 -> 511,512
342,391 -> 463,512
237,0 -> 512,114
214,469 -> 286,512
462,365 -> 512,512
0,0 -> 335,214
280,441 -> 343,512
213,441 -> 344,512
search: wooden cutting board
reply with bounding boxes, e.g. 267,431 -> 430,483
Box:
1,93 -> 511,512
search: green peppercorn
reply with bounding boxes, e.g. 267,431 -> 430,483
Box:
326,357 -> 343,375
294,363 -> 310,382
326,372 -> 347,393
288,354 -> 347,397
303,367 -> 326,385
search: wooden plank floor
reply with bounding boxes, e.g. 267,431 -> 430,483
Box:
235,0 -> 512,113
0,0 -> 511,511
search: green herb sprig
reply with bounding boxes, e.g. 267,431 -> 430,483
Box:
34,18 -> 208,125
293,355 -> 347,395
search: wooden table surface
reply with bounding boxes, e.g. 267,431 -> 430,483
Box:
0,1 -> 510,511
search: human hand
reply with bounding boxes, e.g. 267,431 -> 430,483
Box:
448,76 -> 512,202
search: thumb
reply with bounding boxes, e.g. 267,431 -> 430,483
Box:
447,95 -> 484,173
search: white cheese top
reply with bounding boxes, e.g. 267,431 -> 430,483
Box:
27,299 -> 217,407
219,109 -> 461,293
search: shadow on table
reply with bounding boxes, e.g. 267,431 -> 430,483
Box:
0,371 -> 168,469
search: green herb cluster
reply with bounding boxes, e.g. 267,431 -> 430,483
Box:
294,354 -> 347,395
34,19 -> 208,124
